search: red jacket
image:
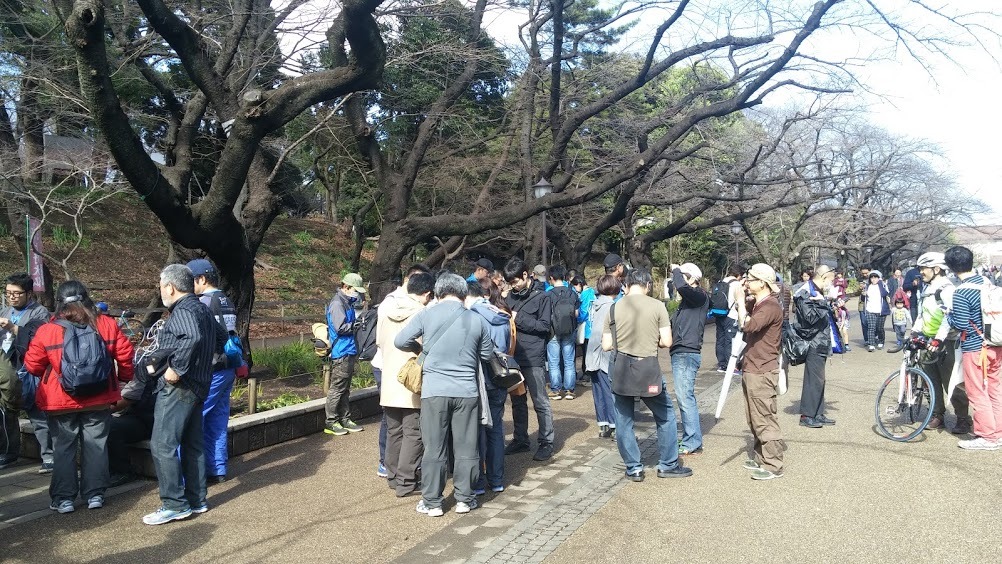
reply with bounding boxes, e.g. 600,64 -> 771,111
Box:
24,314 -> 135,412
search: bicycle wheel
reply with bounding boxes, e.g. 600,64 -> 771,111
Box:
875,367 -> 936,441
121,318 -> 147,346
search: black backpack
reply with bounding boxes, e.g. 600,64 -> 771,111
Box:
709,280 -> 730,313
550,287 -> 579,337
354,307 -> 379,361
54,320 -> 113,397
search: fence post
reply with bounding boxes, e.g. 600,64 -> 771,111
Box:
323,359 -> 331,396
248,377 -> 258,414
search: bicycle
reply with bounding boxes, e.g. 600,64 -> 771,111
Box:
874,337 -> 937,441
116,309 -> 147,346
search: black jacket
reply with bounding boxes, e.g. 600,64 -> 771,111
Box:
670,268 -> 709,355
505,280 -> 551,368
793,281 -> 832,356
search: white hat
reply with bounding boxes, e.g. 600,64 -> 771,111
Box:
678,263 -> 702,281
747,263 -> 779,293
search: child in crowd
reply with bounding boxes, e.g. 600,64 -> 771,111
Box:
890,298 -> 912,350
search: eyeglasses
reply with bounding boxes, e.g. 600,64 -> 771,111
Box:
4,290 -> 26,297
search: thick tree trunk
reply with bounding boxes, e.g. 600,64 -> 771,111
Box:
368,222 -> 414,304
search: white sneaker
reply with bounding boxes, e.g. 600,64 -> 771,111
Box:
877,343 -> 884,349
958,437 -> 1000,451
455,499 -> 479,514
415,500 -> 444,517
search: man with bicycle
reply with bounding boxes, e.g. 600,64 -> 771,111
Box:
910,252 -> 971,434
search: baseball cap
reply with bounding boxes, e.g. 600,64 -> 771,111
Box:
475,258 -> 494,272
603,253 -> 624,268
186,258 -> 216,278
342,273 -> 367,293
678,262 -> 702,281
533,264 -> 547,277
746,263 -> 779,293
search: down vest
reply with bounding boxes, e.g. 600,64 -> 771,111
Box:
24,314 -> 135,413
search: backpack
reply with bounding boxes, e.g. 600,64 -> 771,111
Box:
958,280 -> 1002,347
709,280 -> 731,315
54,320 -> 113,397
354,307 -> 379,361
550,287 -> 579,337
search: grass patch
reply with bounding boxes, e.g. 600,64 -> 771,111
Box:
254,342 -> 324,378
257,391 -> 311,412
353,360 -> 376,389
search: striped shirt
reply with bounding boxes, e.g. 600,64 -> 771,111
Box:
156,293 -> 226,400
949,274 -> 985,352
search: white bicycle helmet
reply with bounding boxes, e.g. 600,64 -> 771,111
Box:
916,252 -> 946,269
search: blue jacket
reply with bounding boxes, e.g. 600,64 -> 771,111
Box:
577,286 -> 596,339
326,290 -> 358,359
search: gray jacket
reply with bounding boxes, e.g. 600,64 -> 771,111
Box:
394,300 -> 493,399
585,295 -> 614,373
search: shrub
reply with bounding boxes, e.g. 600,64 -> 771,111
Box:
257,391 -> 311,412
254,342 -> 324,378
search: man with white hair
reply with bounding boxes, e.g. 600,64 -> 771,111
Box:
669,262 -> 710,455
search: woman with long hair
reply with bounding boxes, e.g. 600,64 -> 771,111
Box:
585,275 -> 620,438
24,280 -> 134,513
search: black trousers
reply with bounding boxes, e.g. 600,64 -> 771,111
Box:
108,412 -> 154,475
800,345 -> 828,419
384,406 -> 422,496
920,345 -> 970,420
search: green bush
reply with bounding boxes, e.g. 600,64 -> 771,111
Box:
257,391 -> 311,412
254,342 -> 324,378
846,278 -> 860,296
664,300 -> 680,315
353,360 -> 376,389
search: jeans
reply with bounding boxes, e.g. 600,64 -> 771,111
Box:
612,381 -> 682,475
893,324 -> 907,346
858,311 -> 868,344
547,335 -> 577,393
325,356 -> 356,425
670,352 -> 702,451
49,409 -> 111,502
373,368 -> 387,464
108,411 -> 154,475
715,316 -> 737,370
591,370 -> 615,427
510,365 -> 554,447
203,368 -> 235,477
26,405 -> 53,464
420,396 -> 480,509
477,387 -> 508,490
151,383 -> 206,511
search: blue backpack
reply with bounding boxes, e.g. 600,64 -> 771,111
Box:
53,320 -> 113,397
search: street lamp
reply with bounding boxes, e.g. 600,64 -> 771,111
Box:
533,178 -> 553,268
731,221 -> 741,267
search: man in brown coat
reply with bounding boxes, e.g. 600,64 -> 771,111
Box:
739,263 -> 786,480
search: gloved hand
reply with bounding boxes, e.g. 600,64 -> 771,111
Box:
927,338 -> 942,352
350,319 -> 362,332
909,335 -> 927,350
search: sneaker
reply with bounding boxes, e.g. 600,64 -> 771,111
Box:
342,419 -> 364,433
816,414 -> 836,426
472,487 -> 486,496
38,461 -> 54,474
207,474 -> 226,484
504,441 -> 531,455
598,424 -> 612,439
191,502 -> 210,514
416,500 -> 444,517
657,465 -> 693,478
548,391 -> 563,400
626,470 -> 645,482
867,346 -> 875,352
877,343 -> 884,350
716,368 -> 726,373
799,416 -> 823,428
532,444 -> 554,461
455,499 -> 479,514
377,463 -> 388,478
952,418 -> 973,435
958,437 -> 1000,451
49,500 -> 74,514
143,506 -> 193,525
87,496 -> 104,510
751,469 -> 784,480
323,422 -> 349,436
679,446 -> 703,456
563,391 -> 575,400
742,459 -> 761,471
491,485 -> 505,493
0,455 -> 18,469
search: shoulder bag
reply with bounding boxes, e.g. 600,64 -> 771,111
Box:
398,307 -> 466,394
608,303 -> 663,397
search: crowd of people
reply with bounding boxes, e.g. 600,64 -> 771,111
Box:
0,261 -> 239,525
5,243 -> 1002,524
